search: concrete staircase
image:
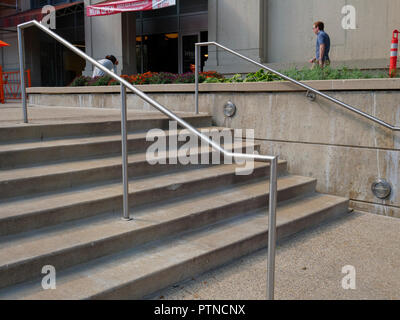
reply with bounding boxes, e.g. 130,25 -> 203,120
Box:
0,112 -> 349,299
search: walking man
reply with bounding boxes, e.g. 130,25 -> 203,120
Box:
309,21 -> 330,68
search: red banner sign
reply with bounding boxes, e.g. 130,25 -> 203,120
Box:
87,0 -> 176,17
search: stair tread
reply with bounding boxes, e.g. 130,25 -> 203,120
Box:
0,161 -> 285,220
0,112 -> 210,129
0,175 -> 317,267
0,140 -> 261,183
0,192 -> 348,299
0,126 -> 228,153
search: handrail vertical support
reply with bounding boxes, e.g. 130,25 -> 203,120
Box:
17,26 -> 28,123
195,44 -> 199,114
120,84 -> 131,221
267,156 -> 278,300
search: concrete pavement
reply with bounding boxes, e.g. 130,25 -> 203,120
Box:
146,210 -> 400,300
0,103 -> 183,127
2,102 -> 398,299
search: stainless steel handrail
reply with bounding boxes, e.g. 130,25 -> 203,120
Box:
195,41 -> 400,131
17,20 -> 279,300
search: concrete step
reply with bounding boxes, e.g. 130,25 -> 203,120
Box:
0,161 -> 290,237
0,114 -> 212,143
0,175 -> 317,289
0,126 -> 232,168
0,140 -> 262,199
0,192 -> 349,299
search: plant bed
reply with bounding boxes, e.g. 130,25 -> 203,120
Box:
69,71 -> 223,87
69,67 -> 399,87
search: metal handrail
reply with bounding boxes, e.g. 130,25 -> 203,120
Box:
195,41 -> 400,131
17,20 -> 279,300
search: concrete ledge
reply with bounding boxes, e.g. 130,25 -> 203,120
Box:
26,78 -> 400,94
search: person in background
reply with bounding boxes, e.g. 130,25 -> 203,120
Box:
92,55 -> 119,78
309,21 -> 331,68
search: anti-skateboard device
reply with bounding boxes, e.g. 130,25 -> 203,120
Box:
389,30 -> 399,77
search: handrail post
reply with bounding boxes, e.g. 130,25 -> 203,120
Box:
17,26 -> 28,123
120,84 -> 131,221
267,156 -> 278,300
195,44 -> 199,114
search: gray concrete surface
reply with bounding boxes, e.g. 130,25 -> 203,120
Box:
2,102 -> 398,299
147,210 -> 400,300
0,106 -> 350,298
26,79 -> 400,95
24,82 -> 400,218
0,103 -> 192,126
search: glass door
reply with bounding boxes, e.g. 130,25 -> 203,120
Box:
180,33 -> 199,73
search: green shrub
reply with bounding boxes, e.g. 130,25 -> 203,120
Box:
69,75 -> 90,86
87,76 -> 113,86
203,77 -> 220,83
278,66 -> 397,81
227,74 -> 243,82
242,69 -> 281,82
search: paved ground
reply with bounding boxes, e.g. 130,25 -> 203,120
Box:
0,103 -> 196,127
146,210 -> 400,300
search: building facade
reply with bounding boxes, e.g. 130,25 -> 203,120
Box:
1,0 -> 399,86
0,0 -> 84,86
83,0 -> 208,77
207,0 -> 400,74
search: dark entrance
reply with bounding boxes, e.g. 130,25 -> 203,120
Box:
33,2 -> 85,86
136,0 -> 208,74
138,33 -> 178,73
182,34 -> 197,73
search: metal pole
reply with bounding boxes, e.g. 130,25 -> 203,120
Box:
17,26 -> 27,123
120,84 -> 131,221
195,44 -> 199,114
267,156 -> 278,300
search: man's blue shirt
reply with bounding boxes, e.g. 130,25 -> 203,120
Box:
316,30 -> 330,61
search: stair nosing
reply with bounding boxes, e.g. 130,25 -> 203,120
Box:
0,140 -> 263,184
0,162 -> 283,221
0,192 -> 349,300
0,126 -> 228,154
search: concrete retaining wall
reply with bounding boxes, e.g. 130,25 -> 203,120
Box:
27,79 -> 400,217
